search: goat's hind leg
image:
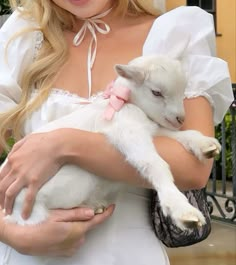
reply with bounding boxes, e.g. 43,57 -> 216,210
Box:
105,125 -> 206,230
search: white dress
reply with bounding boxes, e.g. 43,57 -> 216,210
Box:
0,6 -> 234,265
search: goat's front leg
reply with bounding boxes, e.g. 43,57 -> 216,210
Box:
156,128 -> 221,161
104,124 -> 206,230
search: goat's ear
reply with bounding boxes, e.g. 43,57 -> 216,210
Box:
115,64 -> 145,84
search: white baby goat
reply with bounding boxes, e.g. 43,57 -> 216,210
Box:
1,55 -> 220,230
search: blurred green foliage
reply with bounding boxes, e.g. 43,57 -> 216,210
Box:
0,0 -> 11,15
0,138 -> 14,163
214,105 -> 235,179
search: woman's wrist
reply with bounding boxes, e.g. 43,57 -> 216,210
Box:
47,128 -> 77,166
52,128 -> 88,166
0,214 -> 16,249
0,215 -> 6,243
46,127 -> 209,190
50,128 -> 152,187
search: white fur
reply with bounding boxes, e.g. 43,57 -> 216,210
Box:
1,55 -> 221,230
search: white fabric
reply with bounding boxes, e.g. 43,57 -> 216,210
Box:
143,6 -> 233,125
0,187 -> 169,265
0,5 -> 234,265
0,11 -> 39,113
0,6 -> 234,124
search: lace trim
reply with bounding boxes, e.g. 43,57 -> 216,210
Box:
32,88 -> 103,103
33,31 -> 44,61
31,31 -> 105,102
184,91 -> 214,107
50,88 -> 86,100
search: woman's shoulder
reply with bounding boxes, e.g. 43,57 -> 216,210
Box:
0,9 -> 42,50
143,6 -> 215,56
147,5 -> 214,39
0,9 -> 36,35
143,6 -> 233,125
0,9 -> 43,65
0,10 -> 43,99
154,5 -> 213,28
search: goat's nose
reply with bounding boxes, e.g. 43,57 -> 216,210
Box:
176,116 -> 185,125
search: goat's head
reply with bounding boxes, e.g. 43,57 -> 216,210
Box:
114,55 -> 187,130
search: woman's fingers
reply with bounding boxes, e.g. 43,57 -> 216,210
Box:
53,205 -> 115,256
21,186 -> 38,219
82,204 -> 115,231
51,204 -> 115,225
9,138 -> 26,154
0,174 -> 17,209
0,176 -> 38,217
3,179 -> 25,215
51,207 -> 96,222
0,204 -> 116,257
0,132 -> 67,220
0,152 -> 26,211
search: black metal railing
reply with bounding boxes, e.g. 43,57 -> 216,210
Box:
206,84 -> 236,224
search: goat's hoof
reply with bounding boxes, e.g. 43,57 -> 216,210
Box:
202,145 -> 220,159
166,201 -> 206,230
179,211 -> 206,230
94,206 -> 106,214
181,216 -> 203,229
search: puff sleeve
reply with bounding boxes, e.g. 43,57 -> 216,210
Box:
0,10 -> 38,113
143,6 -> 234,125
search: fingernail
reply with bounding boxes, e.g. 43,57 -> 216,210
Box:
85,209 -> 95,217
109,204 -> 116,213
22,212 -> 28,220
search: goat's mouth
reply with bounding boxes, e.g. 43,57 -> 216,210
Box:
164,118 -> 182,130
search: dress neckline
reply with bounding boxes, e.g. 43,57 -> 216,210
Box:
73,7 -> 113,98
49,16 -> 159,100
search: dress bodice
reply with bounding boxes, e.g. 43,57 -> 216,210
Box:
0,6 -> 234,128
0,6 -> 234,265
24,89 -> 95,135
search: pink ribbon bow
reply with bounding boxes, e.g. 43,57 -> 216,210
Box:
103,81 -> 130,120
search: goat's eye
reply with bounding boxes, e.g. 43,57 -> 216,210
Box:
151,90 -> 163,97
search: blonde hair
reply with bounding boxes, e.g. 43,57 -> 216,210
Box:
0,0 -> 160,149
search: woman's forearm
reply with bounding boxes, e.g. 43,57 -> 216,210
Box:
58,97 -> 215,191
58,128 -> 213,191
58,129 -> 145,187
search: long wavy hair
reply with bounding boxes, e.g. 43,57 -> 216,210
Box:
0,0 -> 160,149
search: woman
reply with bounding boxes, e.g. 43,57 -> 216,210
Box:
0,0 -> 233,264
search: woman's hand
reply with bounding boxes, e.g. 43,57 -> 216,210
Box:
0,205 -> 115,257
0,130 -> 64,219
